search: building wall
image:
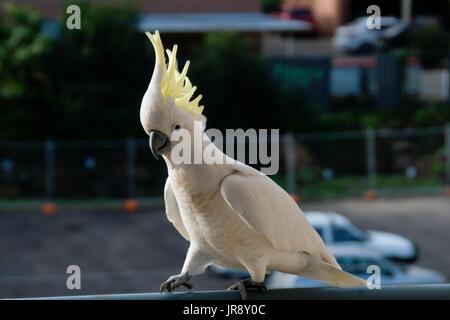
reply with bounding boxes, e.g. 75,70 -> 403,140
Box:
282,0 -> 347,36
310,0 -> 346,35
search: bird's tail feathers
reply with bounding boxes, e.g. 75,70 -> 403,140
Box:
299,262 -> 367,287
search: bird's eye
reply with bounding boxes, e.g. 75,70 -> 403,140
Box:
174,124 -> 181,130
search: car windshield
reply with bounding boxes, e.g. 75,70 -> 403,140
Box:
313,226 -> 325,240
332,223 -> 368,242
337,256 -> 396,276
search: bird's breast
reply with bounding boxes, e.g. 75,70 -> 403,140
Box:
174,185 -> 269,260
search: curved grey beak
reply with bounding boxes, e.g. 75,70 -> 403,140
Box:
149,130 -> 170,159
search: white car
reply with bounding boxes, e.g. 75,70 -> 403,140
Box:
333,16 -> 408,53
207,211 -> 418,280
306,211 -> 418,263
267,245 -> 445,289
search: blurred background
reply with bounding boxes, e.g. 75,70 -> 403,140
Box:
0,0 -> 449,298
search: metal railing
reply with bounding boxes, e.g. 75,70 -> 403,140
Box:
19,285 -> 450,300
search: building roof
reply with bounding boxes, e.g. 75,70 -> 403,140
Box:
7,0 -> 262,19
137,12 -> 312,33
138,0 -> 261,14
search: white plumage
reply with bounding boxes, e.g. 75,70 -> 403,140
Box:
140,31 -> 366,295
164,153 -> 366,288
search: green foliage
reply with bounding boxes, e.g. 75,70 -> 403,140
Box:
261,0 -> 281,13
413,103 -> 450,127
52,1 -> 152,139
410,24 -> 449,67
302,101 -> 450,132
0,4 -> 449,140
361,114 -> 382,128
0,2 -> 151,139
295,175 -> 368,200
0,4 -> 55,138
287,174 -> 443,200
297,167 -> 317,183
428,148 -> 446,177
411,25 -> 448,52
189,32 -> 278,130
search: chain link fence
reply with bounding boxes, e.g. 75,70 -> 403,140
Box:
287,126 -> 449,199
1,126 -> 449,200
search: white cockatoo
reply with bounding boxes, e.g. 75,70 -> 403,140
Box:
140,31 -> 366,299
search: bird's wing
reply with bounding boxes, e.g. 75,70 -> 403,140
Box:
220,172 -> 337,266
164,177 -> 190,241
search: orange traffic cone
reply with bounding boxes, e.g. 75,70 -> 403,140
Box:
41,202 -> 58,215
123,199 -> 139,212
363,190 -> 378,201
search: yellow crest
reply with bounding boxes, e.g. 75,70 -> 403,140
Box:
145,31 -> 204,115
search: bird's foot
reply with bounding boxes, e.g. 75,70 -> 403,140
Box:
227,278 -> 267,300
160,272 -> 193,293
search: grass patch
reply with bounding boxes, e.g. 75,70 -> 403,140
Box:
271,174 -> 443,200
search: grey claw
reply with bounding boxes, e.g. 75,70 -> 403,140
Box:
228,281 -> 248,300
160,281 -> 170,293
227,278 -> 266,300
160,272 -> 193,293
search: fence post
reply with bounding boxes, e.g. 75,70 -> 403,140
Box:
365,128 -> 377,189
44,140 -> 54,199
126,139 -> 136,198
377,54 -> 400,110
445,124 -> 450,186
283,133 -> 296,194
448,52 -> 450,107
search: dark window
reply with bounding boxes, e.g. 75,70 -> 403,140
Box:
314,227 -> 325,240
336,256 -> 357,273
332,225 -> 362,242
337,256 -> 394,276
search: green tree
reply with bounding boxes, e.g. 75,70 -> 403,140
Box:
410,24 -> 449,67
0,2 -> 152,139
189,32 -> 279,131
52,1 -> 152,139
261,0 -> 281,13
0,4 -> 55,138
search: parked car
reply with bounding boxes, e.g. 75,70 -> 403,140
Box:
267,245 -> 445,289
206,211 -> 418,280
333,16 -> 409,53
306,211 -> 418,263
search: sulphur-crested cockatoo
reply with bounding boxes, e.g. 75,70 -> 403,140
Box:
140,31 -> 366,299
